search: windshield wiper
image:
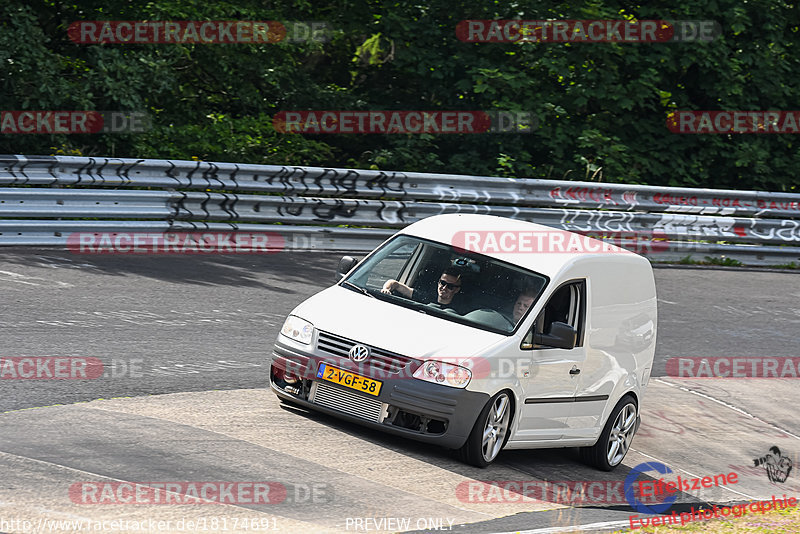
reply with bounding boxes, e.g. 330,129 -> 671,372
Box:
341,281 -> 376,298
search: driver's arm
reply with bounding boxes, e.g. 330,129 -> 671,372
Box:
381,279 -> 414,298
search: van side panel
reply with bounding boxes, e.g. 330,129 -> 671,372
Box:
563,255 -> 657,439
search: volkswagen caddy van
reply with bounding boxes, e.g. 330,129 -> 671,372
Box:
270,214 -> 657,470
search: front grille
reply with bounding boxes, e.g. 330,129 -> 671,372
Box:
317,331 -> 417,375
311,382 -> 385,422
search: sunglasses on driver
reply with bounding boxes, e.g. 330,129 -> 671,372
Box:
438,279 -> 461,290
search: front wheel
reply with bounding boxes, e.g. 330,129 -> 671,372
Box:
580,394 -> 638,471
457,391 -> 512,467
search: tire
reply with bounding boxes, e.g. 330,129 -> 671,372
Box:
580,394 -> 638,471
457,391 -> 513,468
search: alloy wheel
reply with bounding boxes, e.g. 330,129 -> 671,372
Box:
481,393 -> 511,462
607,403 -> 637,466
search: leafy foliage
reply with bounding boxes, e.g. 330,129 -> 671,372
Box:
0,0 -> 798,191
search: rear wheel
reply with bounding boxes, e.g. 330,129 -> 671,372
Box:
580,394 -> 637,471
458,391 -> 512,467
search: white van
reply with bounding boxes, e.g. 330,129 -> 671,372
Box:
270,214 -> 657,469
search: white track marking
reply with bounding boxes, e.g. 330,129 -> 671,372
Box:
654,378 -> 800,441
0,270 -> 73,288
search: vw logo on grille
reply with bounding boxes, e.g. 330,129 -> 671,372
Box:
349,344 -> 371,362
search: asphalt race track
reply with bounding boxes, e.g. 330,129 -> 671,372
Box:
0,248 -> 798,533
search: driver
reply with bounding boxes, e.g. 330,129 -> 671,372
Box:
382,267 -> 467,312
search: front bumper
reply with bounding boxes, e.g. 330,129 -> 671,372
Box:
270,339 -> 489,450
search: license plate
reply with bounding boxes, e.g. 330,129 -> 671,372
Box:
317,363 -> 382,396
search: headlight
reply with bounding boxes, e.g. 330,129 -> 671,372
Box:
280,315 -> 314,345
413,360 -> 471,388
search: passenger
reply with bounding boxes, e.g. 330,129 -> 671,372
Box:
511,289 -> 537,323
382,267 -> 468,312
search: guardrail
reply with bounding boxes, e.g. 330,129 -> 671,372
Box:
1,155 -> 799,265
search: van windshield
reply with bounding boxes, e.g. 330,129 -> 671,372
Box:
341,235 -> 549,334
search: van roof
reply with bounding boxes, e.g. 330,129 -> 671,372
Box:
399,213 -> 649,278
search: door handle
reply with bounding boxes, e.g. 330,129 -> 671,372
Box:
569,366 -> 581,375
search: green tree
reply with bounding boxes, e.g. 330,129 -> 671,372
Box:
1,0 -> 798,191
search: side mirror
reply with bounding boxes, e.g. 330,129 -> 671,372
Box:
534,321 -> 577,350
335,256 -> 359,282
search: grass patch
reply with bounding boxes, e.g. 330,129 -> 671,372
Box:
677,255 -> 700,265
663,255 -> 744,267
663,256 -> 799,269
703,256 -> 744,267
